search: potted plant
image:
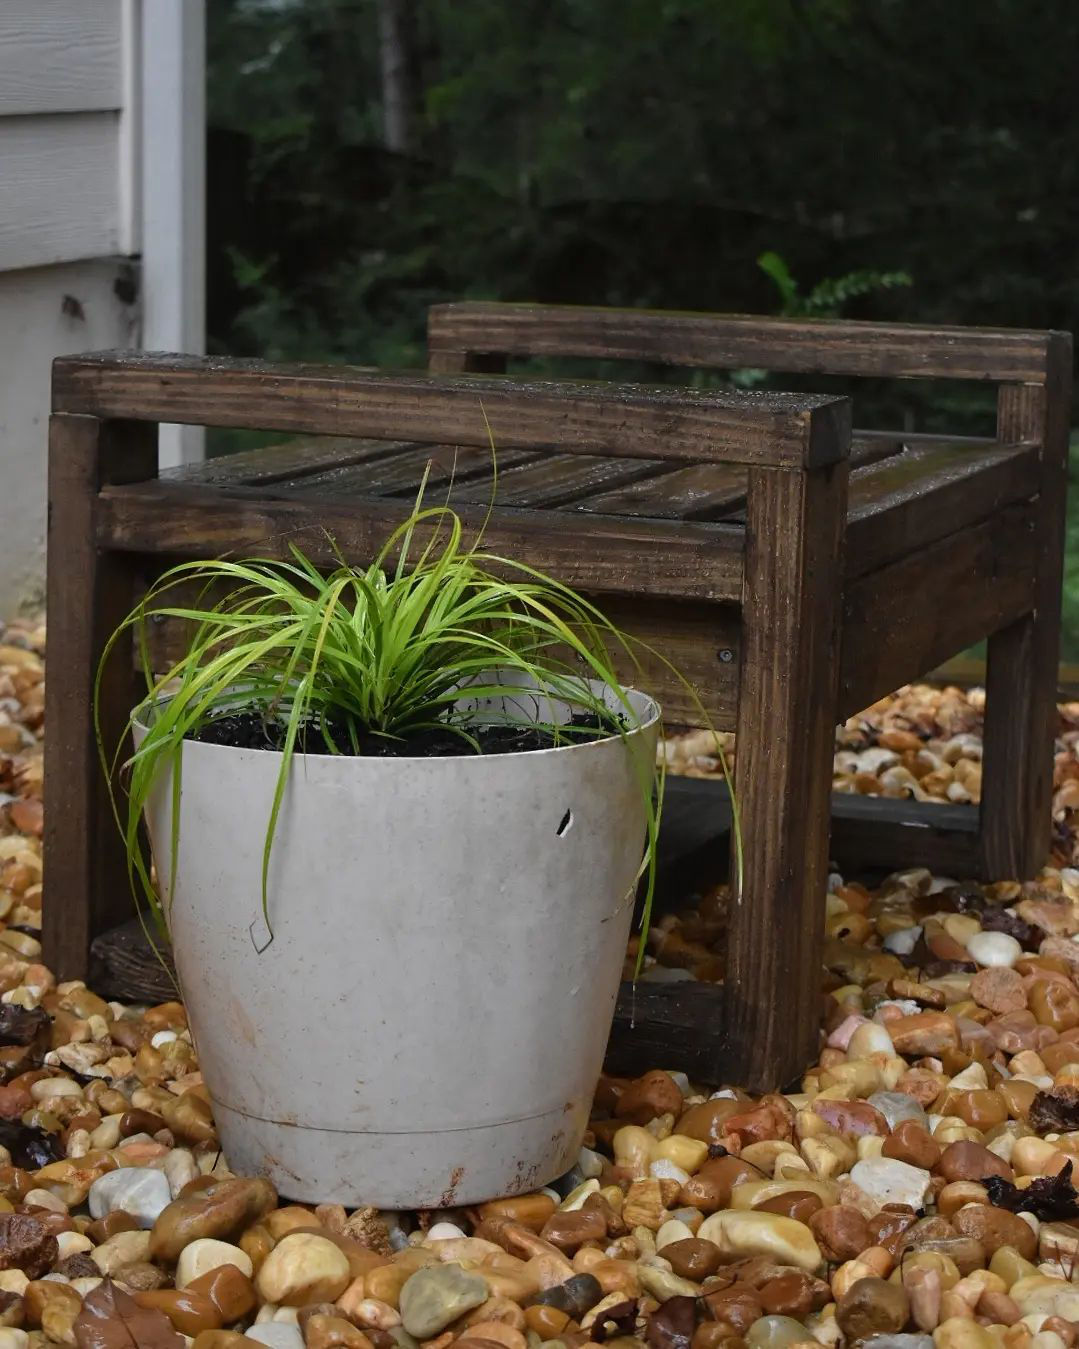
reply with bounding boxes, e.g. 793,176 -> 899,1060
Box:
98,491 -> 667,1206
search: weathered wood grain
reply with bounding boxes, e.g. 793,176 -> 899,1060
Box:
43,414 -> 157,981
52,352 -> 852,469
724,461 -> 848,1090
96,482 -> 747,601
840,501 -> 1039,719
165,436 -> 417,486
981,335 -> 1074,877
845,440 -> 1041,578
428,301 -> 1064,384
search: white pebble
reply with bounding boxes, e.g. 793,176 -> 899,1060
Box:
882,925 -> 923,956
162,1147 -> 199,1197
649,1158 -> 690,1185
22,1189 -> 66,1215
656,1219 -> 694,1250
665,1071 -> 691,1096
88,1168 -> 172,1228
424,1222 -> 466,1240
176,1238 -> 253,1288
559,1179 -> 599,1211
0,1330 -> 29,1348
967,931 -> 1022,967
577,1146 -> 604,1179
245,1327 -> 304,1349
56,1233 -> 93,1259
150,1030 -> 178,1048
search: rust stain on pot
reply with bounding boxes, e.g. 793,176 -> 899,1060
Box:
438,1165 -> 465,1208
230,998 -> 257,1047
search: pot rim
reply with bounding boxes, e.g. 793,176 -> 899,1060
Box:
132,681 -> 661,763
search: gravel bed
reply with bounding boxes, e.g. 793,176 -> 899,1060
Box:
6,621 -> 1079,1348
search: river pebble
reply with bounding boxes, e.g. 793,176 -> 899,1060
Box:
10,630 -> 1079,1346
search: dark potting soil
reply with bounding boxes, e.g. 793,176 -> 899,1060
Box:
188,708 -> 616,758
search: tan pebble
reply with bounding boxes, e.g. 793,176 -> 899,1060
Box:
697,1210 -> 821,1272
460,1322 -> 526,1349
934,1316 -> 998,1349
478,1196 -> 556,1233
1012,1138 -> 1070,1176
611,1126 -> 656,1178
890,1012 -> 960,1056
176,1238 -> 253,1288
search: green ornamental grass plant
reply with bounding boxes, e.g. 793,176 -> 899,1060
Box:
96,473 -> 742,975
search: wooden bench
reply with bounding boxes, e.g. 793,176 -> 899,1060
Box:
42,308 -> 1071,1090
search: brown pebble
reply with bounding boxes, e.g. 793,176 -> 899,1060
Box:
682,1156 -> 759,1212
524,1304 -> 571,1338
882,1120 -> 941,1170
867,1210 -> 918,1257
1029,979 -> 1079,1032
812,1099 -> 889,1137
479,1195 -> 557,1233
758,1270 -> 829,1319
186,1263 -> 259,1323
613,1070 -> 683,1123
701,1283 -> 763,1332
809,1205 -> 871,1263
133,1289 -> 223,1337
755,1190 -> 823,1224
540,1209 -> 607,1252
836,1276 -> 909,1339
675,1099 -> 744,1145
953,1090 -> 1009,1130
951,1203 -> 1038,1260
663,1238 -> 722,1281
970,967 -> 1028,1015
937,1140 -> 1014,1183
889,1011 -> 960,1055
692,1326 -> 745,1349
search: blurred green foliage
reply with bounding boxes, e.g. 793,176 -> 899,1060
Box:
206,0 -> 1079,656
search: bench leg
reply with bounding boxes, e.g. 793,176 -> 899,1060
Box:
981,350 -> 1071,879
723,462 -> 848,1091
44,415 -> 156,980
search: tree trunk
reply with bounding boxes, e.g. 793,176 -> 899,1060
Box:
377,0 -> 419,154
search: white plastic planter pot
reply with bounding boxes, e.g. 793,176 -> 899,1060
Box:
136,681 -> 659,1206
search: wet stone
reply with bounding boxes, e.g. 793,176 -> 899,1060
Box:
399,1264 -> 489,1338
867,1092 -> 929,1131
529,1274 -> 604,1319
836,1276 -> 910,1340
88,1167 -> 172,1229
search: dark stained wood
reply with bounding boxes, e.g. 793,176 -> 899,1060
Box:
724,460 -> 848,1091
845,441 -> 1040,578
575,433 -> 902,522
43,414 -> 157,981
96,481 -> 748,601
606,982 -> 728,1082
165,436 -> 416,486
53,353 -> 852,469
839,502 -> 1039,719
428,301 -> 1064,384
276,444 -> 539,498
830,794 -> 982,877
444,453 -> 663,509
981,336 -> 1074,877
578,461 -> 751,520
594,597 -> 740,728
